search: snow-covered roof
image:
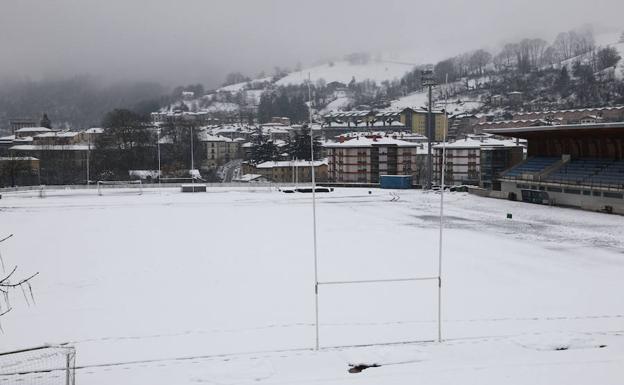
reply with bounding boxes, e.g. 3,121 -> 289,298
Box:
85,127 -> 104,134
15,127 -> 53,133
514,105 -> 624,117
0,135 -> 16,142
434,138 -> 520,149
0,156 -> 38,161
233,174 -> 266,182
198,133 -> 233,142
35,131 -> 79,138
324,137 -> 420,148
9,144 -> 90,151
255,159 -> 328,169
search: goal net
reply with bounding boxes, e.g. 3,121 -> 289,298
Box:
97,180 -> 143,196
0,345 -> 76,385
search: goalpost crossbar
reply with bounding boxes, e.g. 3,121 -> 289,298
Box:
318,276 -> 438,286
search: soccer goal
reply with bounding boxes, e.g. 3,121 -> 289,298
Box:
0,345 -> 76,385
97,180 -> 143,196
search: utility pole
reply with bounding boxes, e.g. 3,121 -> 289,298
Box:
190,125 -> 195,184
86,132 -> 90,186
157,127 -> 161,190
422,69 -> 437,189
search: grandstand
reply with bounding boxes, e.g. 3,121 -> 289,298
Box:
486,122 -> 624,214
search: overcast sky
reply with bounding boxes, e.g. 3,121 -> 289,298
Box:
1,0 -> 622,88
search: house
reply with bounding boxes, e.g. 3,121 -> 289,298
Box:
14,127 -> 54,139
199,133 -> 241,169
491,95 -> 504,106
242,159 -> 328,183
271,117 -> 291,126
508,91 -> 523,104
324,136 -> 429,185
579,115 -> 603,124
0,157 -> 40,187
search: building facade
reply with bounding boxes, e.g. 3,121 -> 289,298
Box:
325,137 -> 428,185
433,136 -> 523,186
242,160 -> 328,183
200,134 -> 241,169
400,108 -> 448,141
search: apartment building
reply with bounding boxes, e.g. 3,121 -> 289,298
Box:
325,136 -> 428,185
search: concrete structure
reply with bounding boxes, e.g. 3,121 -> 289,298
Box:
324,136 -> 428,185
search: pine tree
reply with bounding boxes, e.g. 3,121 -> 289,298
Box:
250,130 -> 278,164
554,66 -> 571,97
286,130 -> 321,161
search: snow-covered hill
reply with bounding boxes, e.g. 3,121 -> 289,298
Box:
275,59 -> 415,86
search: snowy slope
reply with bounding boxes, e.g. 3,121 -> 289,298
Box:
276,60 -> 414,86
319,96 -> 353,114
1,188 -> 623,384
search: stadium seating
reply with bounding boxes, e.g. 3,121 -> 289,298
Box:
502,157 -> 560,178
588,160 -> 624,187
546,159 -> 607,184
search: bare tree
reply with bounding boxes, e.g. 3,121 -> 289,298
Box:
0,234 -> 39,320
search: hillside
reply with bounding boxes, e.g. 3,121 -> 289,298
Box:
275,58 -> 414,86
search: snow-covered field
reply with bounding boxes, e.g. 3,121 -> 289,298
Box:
1,187 -> 623,384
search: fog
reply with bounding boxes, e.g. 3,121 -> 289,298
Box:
1,0 -> 623,88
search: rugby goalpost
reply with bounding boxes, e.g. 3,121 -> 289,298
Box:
97,180 -> 143,196
306,73 -> 448,349
0,345 -> 76,385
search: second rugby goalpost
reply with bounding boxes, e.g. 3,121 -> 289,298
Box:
306,72 -> 447,349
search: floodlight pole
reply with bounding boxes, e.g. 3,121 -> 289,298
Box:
308,73 -> 320,350
190,125 -> 195,184
86,133 -> 90,186
157,127 -> 162,190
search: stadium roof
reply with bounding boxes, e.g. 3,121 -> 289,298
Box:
484,122 -> 624,137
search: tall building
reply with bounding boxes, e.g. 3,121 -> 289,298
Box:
400,108 -> 448,141
325,136 -> 429,185
433,135 -> 524,186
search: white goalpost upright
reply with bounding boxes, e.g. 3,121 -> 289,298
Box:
97,180 -> 143,196
307,73 -> 320,350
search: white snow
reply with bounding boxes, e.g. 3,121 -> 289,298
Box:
0,188 -> 623,384
391,90 -> 429,110
275,60 -> 414,86
204,102 -> 240,113
320,96 -> 353,114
